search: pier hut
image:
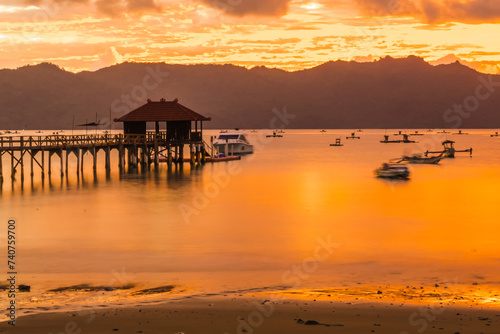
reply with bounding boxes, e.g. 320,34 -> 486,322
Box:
114,98 -> 211,166
0,98 -> 211,183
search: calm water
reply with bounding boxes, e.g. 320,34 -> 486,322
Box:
1,129 -> 500,289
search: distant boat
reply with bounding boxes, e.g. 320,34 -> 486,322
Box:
374,163 -> 410,179
330,138 -> 343,146
452,130 -> 468,135
409,131 -> 424,136
380,134 -> 416,143
266,131 -> 283,138
214,132 -> 253,155
320,130 -> 327,133
276,129 -> 285,133
220,130 -> 228,133
346,132 -> 360,139
491,132 -> 499,137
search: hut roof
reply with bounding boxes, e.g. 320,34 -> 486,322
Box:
114,98 -> 211,122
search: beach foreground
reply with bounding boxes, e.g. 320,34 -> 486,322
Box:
2,295 -> 499,334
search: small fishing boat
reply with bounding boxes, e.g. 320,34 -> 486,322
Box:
330,138 -> 343,146
397,153 -> 443,164
266,131 -> 283,138
409,131 -> 424,136
276,129 -> 285,133
220,130 -> 228,133
490,132 -> 499,137
320,130 -> 327,133
374,163 -> 410,179
452,130 -> 468,135
346,132 -> 360,139
214,132 -> 253,155
425,140 -> 472,158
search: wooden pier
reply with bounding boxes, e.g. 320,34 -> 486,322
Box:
0,132 -> 208,182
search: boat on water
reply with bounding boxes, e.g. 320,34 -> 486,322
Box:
397,153 -> 443,164
266,131 -> 283,138
330,138 -> 343,146
374,163 -> 410,179
346,132 -> 360,139
425,140 -> 472,158
320,130 -> 327,133
491,132 -> 499,137
453,130 -> 468,135
213,132 -> 253,155
380,134 -> 416,143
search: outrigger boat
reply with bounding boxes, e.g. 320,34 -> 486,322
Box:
320,130 -> 327,133
346,132 -> 360,139
380,134 -> 416,143
374,163 -> 410,179
491,132 -> 499,137
425,140 -> 472,158
393,152 -> 444,164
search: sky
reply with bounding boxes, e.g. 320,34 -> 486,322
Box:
0,0 -> 499,73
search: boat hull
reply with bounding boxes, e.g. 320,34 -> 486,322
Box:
214,143 -> 254,155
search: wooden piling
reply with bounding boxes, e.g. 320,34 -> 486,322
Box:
0,152 -> 3,183
48,151 -> 52,176
190,144 -> 195,165
105,146 -> 111,171
65,149 -> 69,175
41,150 -> 45,179
59,149 -> 64,177
20,137 -> 24,180
76,148 -> 81,176
92,146 -> 97,171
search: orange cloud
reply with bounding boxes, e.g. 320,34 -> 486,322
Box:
353,0 -> 500,24
24,0 -> 161,16
198,0 -> 291,17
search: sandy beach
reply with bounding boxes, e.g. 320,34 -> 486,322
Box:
3,295 -> 500,334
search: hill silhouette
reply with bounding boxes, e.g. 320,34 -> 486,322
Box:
0,56 -> 499,129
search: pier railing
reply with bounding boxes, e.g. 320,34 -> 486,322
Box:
0,132 -> 174,150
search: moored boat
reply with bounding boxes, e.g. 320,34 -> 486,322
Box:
213,132 -> 253,155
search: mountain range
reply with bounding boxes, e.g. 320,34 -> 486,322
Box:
0,56 -> 499,129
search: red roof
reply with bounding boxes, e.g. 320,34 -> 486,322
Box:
114,98 -> 211,122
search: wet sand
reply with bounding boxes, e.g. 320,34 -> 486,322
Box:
3,295 -> 500,334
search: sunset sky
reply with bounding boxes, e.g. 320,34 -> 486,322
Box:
1,0 -> 499,73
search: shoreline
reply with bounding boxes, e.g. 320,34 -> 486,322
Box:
3,295 -> 500,334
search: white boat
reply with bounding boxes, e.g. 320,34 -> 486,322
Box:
374,163 -> 410,179
214,132 -> 253,155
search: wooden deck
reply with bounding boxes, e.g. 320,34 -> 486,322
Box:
0,131 -> 209,182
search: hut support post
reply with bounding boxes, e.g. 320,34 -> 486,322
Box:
190,144 -> 195,165
179,145 -> 184,167
118,142 -> 124,170
80,149 -> 85,173
20,138 -> 24,181
153,134 -> 159,166
167,145 -> 172,168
